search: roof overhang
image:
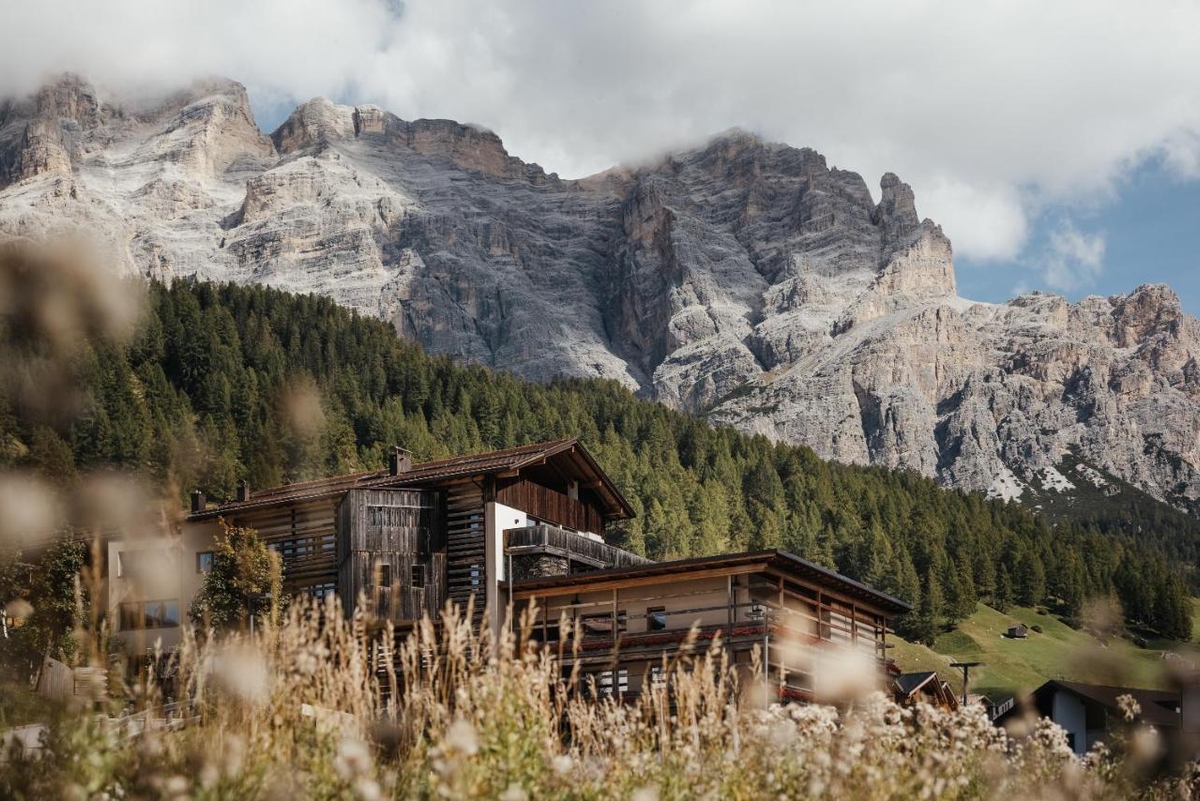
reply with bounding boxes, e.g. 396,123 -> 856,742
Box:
185,438 -> 635,522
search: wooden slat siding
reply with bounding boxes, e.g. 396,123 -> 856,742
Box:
444,482 -> 486,617
336,489 -> 443,622
228,498 -> 339,596
496,478 -> 604,534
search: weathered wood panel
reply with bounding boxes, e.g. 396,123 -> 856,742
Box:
336,489 -> 443,622
496,478 -> 603,534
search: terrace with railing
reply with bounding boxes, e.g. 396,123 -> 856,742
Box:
503,523 -> 652,576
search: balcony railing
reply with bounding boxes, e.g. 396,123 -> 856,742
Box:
504,524 -> 652,571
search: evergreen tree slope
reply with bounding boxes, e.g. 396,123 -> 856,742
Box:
0,279 -> 1193,640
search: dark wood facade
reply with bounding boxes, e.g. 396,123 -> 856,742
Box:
495,477 -> 604,534
335,489 -> 444,622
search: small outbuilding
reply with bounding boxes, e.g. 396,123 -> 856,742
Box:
893,671 -> 960,710
1007,623 -> 1029,639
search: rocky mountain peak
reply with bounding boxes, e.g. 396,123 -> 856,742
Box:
271,97 -> 357,153
874,171 -> 924,259
3,74 -> 1199,517
272,97 -> 547,183
1111,283 -> 1186,347
30,74 -> 102,129
0,73 -> 101,188
401,118 -> 530,179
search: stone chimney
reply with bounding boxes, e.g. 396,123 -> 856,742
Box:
190,489 -> 206,514
236,479 -> 251,503
388,446 -> 412,476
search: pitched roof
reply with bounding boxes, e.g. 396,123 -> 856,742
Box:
895,671 -> 941,697
187,439 -> 634,521
1041,680 -> 1182,728
508,549 -> 913,615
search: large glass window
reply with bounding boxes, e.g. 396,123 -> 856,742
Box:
118,599 -> 180,630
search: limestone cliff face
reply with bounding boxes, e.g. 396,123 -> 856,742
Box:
4,75 -> 1200,513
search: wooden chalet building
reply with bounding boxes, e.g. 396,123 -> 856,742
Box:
509,551 -> 909,702
105,439 -> 911,701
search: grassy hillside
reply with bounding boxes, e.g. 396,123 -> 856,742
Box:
891,602 -> 1200,700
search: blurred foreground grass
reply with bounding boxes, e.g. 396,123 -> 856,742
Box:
2,597 -> 1197,800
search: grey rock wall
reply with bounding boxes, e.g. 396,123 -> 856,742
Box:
4,75 -> 1200,513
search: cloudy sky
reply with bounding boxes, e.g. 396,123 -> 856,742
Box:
3,0 -> 1199,311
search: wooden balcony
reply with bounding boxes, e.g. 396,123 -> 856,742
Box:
504,524 -> 652,571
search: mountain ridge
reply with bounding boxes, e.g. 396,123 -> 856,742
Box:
3,74 -> 1199,516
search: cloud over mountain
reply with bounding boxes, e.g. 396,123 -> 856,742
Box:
1,1 -> 1199,266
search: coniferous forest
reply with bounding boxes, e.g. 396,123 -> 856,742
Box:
1,278 -> 1194,642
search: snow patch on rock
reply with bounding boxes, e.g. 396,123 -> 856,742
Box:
1073,463 -> 1110,489
987,467 -> 1027,503
1038,466 -> 1076,493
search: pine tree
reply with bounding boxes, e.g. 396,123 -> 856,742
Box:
910,568 -> 944,645
995,564 -> 1014,612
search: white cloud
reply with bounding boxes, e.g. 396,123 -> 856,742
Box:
1042,220 -> 1106,292
1,0 -> 1199,264
920,177 -> 1029,262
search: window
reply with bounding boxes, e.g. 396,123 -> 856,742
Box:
378,564 -> 392,588
118,599 -> 180,630
532,616 -> 561,644
196,551 -> 215,573
597,669 -> 629,698
470,564 -> 481,587
647,607 -> 667,631
411,564 -> 426,589
267,535 -> 334,564
648,665 -> 668,691
307,582 -> 336,600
